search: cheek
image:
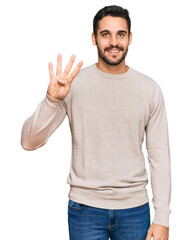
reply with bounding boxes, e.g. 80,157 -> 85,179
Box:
123,39 -> 129,47
97,38 -> 109,47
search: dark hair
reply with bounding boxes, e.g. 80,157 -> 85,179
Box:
93,5 -> 131,37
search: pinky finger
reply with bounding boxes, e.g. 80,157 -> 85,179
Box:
48,62 -> 55,80
69,60 -> 83,82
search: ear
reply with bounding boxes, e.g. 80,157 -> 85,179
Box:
128,32 -> 132,46
92,33 -> 97,46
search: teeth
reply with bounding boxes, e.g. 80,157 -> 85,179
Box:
109,50 -> 119,52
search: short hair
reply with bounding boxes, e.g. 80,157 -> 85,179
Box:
93,5 -> 131,37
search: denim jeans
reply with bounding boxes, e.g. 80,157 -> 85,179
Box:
68,199 -> 150,240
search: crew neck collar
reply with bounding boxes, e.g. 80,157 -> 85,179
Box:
92,63 -> 132,79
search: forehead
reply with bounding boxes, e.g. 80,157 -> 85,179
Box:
97,16 -> 128,32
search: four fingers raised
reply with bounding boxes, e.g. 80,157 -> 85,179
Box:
49,54 -> 83,82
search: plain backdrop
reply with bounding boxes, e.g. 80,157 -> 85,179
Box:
0,0 -> 191,239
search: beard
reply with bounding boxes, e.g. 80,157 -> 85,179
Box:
96,41 -> 128,66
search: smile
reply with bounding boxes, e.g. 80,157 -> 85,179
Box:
109,50 -> 119,52
107,49 -> 121,54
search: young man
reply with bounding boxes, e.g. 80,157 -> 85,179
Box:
21,5 -> 171,240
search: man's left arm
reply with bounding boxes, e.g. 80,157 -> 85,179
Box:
145,83 -> 172,240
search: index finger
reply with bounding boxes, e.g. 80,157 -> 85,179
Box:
69,60 -> 83,81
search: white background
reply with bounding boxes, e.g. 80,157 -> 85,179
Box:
0,0 -> 191,239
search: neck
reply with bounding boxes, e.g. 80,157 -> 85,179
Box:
96,58 -> 129,74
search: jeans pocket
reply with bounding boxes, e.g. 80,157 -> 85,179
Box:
68,199 -> 88,210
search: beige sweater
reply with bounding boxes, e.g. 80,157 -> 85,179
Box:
21,63 -> 172,227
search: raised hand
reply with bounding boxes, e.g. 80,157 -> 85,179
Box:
47,54 -> 83,100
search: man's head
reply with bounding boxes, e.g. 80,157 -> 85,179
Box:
92,5 -> 132,67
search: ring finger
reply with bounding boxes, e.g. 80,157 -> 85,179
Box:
56,54 -> 62,76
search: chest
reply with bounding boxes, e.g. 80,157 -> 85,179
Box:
69,79 -> 149,126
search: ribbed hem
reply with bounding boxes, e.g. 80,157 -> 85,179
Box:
68,186 -> 149,210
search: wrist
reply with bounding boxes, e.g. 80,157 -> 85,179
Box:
46,92 -> 63,103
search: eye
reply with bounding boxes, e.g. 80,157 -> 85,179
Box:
118,33 -> 125,37
102,33 -> 109,37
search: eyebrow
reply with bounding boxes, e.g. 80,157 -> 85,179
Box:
100,30 -> 127,34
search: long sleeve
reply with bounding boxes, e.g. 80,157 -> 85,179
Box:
145,83 -> 172,228
21,93 -> 67,150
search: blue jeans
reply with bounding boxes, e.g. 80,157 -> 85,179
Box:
68,199 -> 150,240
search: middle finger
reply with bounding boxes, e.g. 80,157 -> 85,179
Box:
63,54 -> 76,75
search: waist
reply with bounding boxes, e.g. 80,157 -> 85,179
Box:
68,185 -> 149,210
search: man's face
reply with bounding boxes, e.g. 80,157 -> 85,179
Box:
92,16 -> 132,66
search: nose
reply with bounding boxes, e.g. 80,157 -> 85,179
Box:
109,34 -> 118,47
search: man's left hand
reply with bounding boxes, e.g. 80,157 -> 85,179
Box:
145,223 -> 169,240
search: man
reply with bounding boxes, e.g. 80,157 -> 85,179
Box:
21,5 -> 171,240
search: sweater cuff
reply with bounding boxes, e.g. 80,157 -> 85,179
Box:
152,208 -> 171,228
46,93 -> 63,104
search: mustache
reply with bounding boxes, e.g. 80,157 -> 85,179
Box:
104,46 -> 124,52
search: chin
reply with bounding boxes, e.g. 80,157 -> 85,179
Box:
105,57 -> 125,66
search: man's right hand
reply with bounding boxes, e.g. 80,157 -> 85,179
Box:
47,54 -> 83,100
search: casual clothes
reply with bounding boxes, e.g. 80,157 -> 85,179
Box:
21,63 -> 172,227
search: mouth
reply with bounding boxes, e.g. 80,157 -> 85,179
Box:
107,49 -> 121,54
109,50 -> 120,53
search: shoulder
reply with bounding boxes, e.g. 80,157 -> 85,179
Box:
69,64 -> 93,89
129,67 -> 162,94
130,67 -> 159,86
74,64 -> 93,79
